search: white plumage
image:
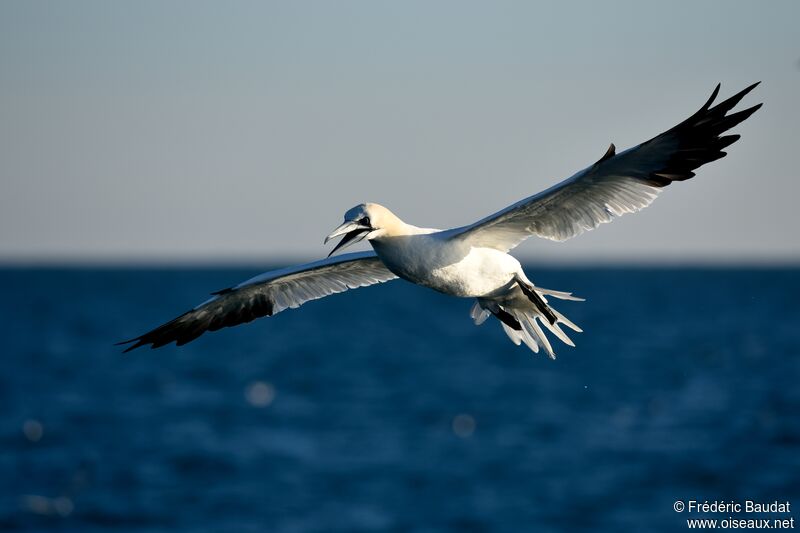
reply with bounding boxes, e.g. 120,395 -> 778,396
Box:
120,83 -> 761,357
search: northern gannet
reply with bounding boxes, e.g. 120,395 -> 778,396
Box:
119,83 -> 761,357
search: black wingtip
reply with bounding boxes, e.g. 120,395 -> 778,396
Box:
638,82 -> 760,187
741,81 -> 761,96
116,338 -> 144,353
708,82 -> 762,117
717,134 -> 741,150
114,338 -> 137,347
701,83 -> 722,111
722,103 -> 763,129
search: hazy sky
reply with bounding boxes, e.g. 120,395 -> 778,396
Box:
1,1 -> 798,263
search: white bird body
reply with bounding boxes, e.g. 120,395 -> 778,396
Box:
370,226 -> 521,298
119,83 -> 761,358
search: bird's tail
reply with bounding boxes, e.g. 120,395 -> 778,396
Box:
470,287 -> 583,359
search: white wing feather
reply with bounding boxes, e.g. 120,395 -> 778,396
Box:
119,251 -> 397,351
450,83 -> 761,252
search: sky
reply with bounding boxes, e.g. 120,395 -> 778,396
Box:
1,0 -> 798,264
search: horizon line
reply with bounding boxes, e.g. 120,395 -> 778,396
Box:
1,253 -> 798,269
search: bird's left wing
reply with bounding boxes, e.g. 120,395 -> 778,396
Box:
117,251 -> 397,352
449,83 -> 761,252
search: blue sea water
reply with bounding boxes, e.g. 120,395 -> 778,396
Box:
1,266 -> 798,532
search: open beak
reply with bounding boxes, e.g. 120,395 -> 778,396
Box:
325,221 -> 371,257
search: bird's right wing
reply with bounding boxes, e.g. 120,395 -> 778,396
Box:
117,251 -> 397,352
449,83 -> 761,252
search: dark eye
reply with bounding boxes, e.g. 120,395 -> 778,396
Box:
361,216 -> 371,228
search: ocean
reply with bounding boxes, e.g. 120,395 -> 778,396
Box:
2,266 -> 798,532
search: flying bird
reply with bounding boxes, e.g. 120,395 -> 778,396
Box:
119,83 -> 761,357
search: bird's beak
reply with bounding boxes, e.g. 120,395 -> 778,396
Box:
325,221 -> 372,257
325,221 -> 362,244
